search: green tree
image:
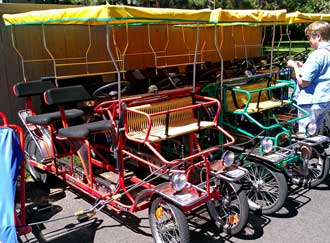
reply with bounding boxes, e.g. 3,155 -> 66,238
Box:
66,0 -> 330,15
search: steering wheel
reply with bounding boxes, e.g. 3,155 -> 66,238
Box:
239,59 -> 257,76
199,68 -> 220,79
155,73 -> 186,91
92,81 -> 130,100
293,46 -> 310,63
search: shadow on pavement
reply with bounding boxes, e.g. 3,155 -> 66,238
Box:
21,173 -> 330,243
188,207 -> 271,243
19,181 -> 103,243
67,187 -> 152,237
269,179 -> 330,219
21,218 -> 102,243
98,209 -> 152,237
311,173 -> 330,191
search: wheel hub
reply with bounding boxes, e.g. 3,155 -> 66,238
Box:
253,179 -> 265,192
223,196 -> 231,207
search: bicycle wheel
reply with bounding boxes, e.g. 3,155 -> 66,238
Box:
25,132 -> 48,184
320,113 -> 330,137
207,181 -> 249,235
149,197 -> 189,243
305,145 -> 329,188
243,161 -> 288,215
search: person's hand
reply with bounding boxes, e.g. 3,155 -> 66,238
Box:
287,59 -> 303,68
286,59 -> 297,68
295,61 -> 303,67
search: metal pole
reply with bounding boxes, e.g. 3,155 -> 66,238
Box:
193,24 -> 200,93
42,24 -> 58,85
10,26 -> 26,82
270,25 -> 276,76
106,23 -> 122,103
85,23 -> 92,75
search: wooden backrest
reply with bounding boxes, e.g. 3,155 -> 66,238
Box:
126,96 -> 194,135
225,80 -> 270,112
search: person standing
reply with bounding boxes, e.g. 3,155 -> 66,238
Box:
287,20 -> 330,134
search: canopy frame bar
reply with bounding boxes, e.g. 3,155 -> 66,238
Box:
10,26 -> 27,82
12,22 -> 128,82
106,22 -> 122,104
192,23 -> 200,93
213,25 -> 224,99
147,23 -> 204,75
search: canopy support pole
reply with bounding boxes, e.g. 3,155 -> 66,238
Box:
286,25 -> 292,58
112,22 -> 129,74
270,25 -> 276,76
42,24 -> 58,85
241,26 -> 249,69
261,26 -> 266,56
10,26 -> 27,82
147,24 -> 158,75
106,23 -> 122,103
120,22 -> 130,78
181,26 -> 191,63
276,25 -> 292,56
193,24 -> 200,93
85,23 -> 92,75
213,25 -> 224,99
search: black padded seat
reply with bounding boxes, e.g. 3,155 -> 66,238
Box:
44,85 -> 92,105
26,109 -> 84,125
58,120 -> 113,138
13,80 -> 55,97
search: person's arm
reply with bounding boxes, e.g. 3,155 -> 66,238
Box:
287,59 -> 310,88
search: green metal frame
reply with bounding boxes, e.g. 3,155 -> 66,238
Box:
200,75 -> 310,155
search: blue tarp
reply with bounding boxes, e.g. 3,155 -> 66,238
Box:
0,128 -> 22,243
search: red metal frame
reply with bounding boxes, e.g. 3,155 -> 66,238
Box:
20,85 -> 242,223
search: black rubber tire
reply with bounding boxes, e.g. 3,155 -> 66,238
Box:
207,181 -> 249,235
319,113 -> 330,137
307,146 -> 330,188
24,132 -> 48,184
243,161 -> 288,215
149,197 -> 190,243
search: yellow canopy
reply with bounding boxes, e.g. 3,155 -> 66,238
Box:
3,5 -> 213,26
3,5 -> 330,27
3,5 -> 289,27
210,9 -> 287,25
286,11 -> 330,24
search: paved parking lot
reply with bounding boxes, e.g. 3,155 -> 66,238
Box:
19,171 -> 330,243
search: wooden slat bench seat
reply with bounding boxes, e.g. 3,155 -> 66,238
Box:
234,100 -> 290,113
225,80 -> 292,114
126,96 -> 217,142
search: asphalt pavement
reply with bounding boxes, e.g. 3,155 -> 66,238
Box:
19,172 -> 330,243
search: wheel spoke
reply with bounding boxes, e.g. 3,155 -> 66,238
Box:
151,199 -> 186,243
307,155 -> 323,179
245,163 -> 282,208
